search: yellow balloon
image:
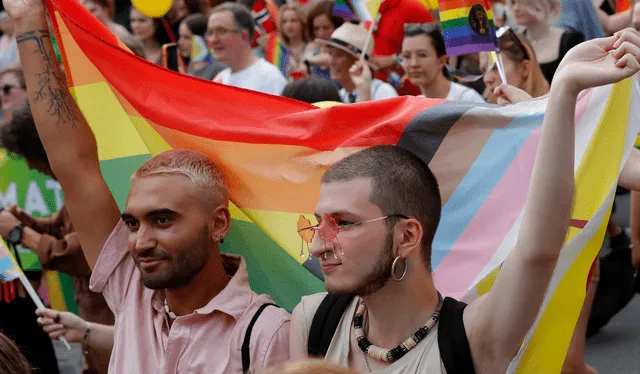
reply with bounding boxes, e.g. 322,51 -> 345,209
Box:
132,0 -> 173,18
313,101 -> 343,108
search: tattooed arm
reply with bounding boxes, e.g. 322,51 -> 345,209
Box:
8,3 -> 120,269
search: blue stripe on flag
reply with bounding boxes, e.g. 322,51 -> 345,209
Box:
0,256 -> 16,276
431,112 -> 543,269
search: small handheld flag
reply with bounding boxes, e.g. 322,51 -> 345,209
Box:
0,238 -> 72,350
190,35 -> 213,64
265,34 -> 291,76
438,0 -> 499,56
333,0 -> 356,20
353,0 -> 382,30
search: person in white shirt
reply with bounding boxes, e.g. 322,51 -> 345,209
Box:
402,23 -> 485,103
208,3 -> 286,95
316,23 -> 398,103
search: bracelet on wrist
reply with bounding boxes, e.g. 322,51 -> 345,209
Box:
82,322 -> 91,355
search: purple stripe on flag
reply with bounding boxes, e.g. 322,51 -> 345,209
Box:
333,4 -> 355,20
446,43 -> 497,56
445,33 -> 498,48
442,25 -> 479,39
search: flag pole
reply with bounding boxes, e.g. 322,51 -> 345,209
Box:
360,13 -> 381,64
18,273 -> 72,350
491,51 -> 508,85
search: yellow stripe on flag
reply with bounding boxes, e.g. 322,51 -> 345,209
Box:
71,83 -> 150,160
515,78 -> 632,373
45,271 -> 67,311
440,7 -> 493,21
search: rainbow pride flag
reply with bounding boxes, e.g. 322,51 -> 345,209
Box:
438,0 -> 499,56
333,0 -> 355,20
617,0 -> 632,12
265,33 -> 290,76
47,0 -> 639,371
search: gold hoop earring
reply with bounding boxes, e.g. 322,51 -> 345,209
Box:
391,256 -> 407,282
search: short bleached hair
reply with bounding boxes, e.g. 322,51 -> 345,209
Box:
132,149 -> 229,208
507,0 -> 562,26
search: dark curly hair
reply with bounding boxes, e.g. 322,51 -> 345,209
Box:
0,104 -> 49,166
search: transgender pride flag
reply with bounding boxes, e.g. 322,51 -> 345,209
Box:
0,239 -> 22,282
48,0 -> 640,372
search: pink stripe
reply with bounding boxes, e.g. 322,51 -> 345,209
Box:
434,127 -> 540,298
434,92 -> 594,298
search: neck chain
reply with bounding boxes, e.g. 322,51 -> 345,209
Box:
353,292 -> 443,363
526,28 -> 551,46
164,298 -> 177,319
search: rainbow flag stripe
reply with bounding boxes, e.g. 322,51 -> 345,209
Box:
48,0 -> 639,372
333,0 -> 355,20
265,34 -> 290,76
438,0 -> 499,56
0,240 -> 21,282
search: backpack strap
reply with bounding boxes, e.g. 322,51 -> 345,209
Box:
307,294 -> 354,357
241,303 -> 277,374
438,297 -> 476,374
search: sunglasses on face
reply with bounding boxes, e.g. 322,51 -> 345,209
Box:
2,85 -> 15,95
296,213 -> 409,259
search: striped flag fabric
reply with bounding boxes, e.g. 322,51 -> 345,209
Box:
352,0 -> 382,30
0,239 -> 21,283
190,35 -> 213,64
265,33 -> 291,76
47,0 -> 639,372
438,0 -> 499,55
333,0 -> 356,20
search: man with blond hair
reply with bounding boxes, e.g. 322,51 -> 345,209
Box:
4,0 -> 290,372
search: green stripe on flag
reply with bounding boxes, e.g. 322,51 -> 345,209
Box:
441,18 -> 495,30
223,219 -> 324,310
100,154 -> 152,210
59,273 -> 78,314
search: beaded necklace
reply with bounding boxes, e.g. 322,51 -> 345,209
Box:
353,292 -> 443,363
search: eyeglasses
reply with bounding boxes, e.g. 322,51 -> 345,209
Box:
497,26 -> 529,60
206,27 -> 241,38
297,213 -> 409,259
2,85 -> 15,95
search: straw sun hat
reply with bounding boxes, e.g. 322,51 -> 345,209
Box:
315,22 -> 379,70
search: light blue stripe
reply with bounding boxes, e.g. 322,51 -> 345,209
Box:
431,112 -> 544,269
0,256 -> 16,275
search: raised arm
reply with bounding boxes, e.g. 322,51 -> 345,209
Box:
464,29 -> 640,372
5,0 -> 120,268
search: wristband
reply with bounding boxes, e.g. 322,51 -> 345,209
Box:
82,321 -> 91,356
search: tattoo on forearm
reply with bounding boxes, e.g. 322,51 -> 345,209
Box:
16,29 -> 78,128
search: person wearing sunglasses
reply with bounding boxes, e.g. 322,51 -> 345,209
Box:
480,27 -> 549,104
401,23 -> 485,103
289,28 -> 640,373
0,68 -> 27,119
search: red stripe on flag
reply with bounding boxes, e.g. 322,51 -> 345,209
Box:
570,219 -> 588,229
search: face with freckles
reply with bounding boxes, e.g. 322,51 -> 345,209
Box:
310,178 -> 397,296
121,174 -> 214,290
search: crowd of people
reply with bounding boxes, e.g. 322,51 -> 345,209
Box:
0,0 -> 637,373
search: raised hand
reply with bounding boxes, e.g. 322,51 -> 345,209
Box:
493,84 -> 533,105
349,60 -> 372,90
555,28 -> 640,96
36,308 -> 87,343
2,0 -> 45,21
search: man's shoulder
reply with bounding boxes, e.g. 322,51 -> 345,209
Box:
254,58 -> 286,80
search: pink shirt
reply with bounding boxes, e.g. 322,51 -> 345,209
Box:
90,221 -> 290,373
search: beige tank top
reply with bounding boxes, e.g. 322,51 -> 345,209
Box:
299,293 -> 447,373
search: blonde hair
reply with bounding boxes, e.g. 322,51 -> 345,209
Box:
278,3 -> 310,46
264,360 -> 358,374
506,0 -> 562,26
485,29 -> 549,103
132,150 -> 229,207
